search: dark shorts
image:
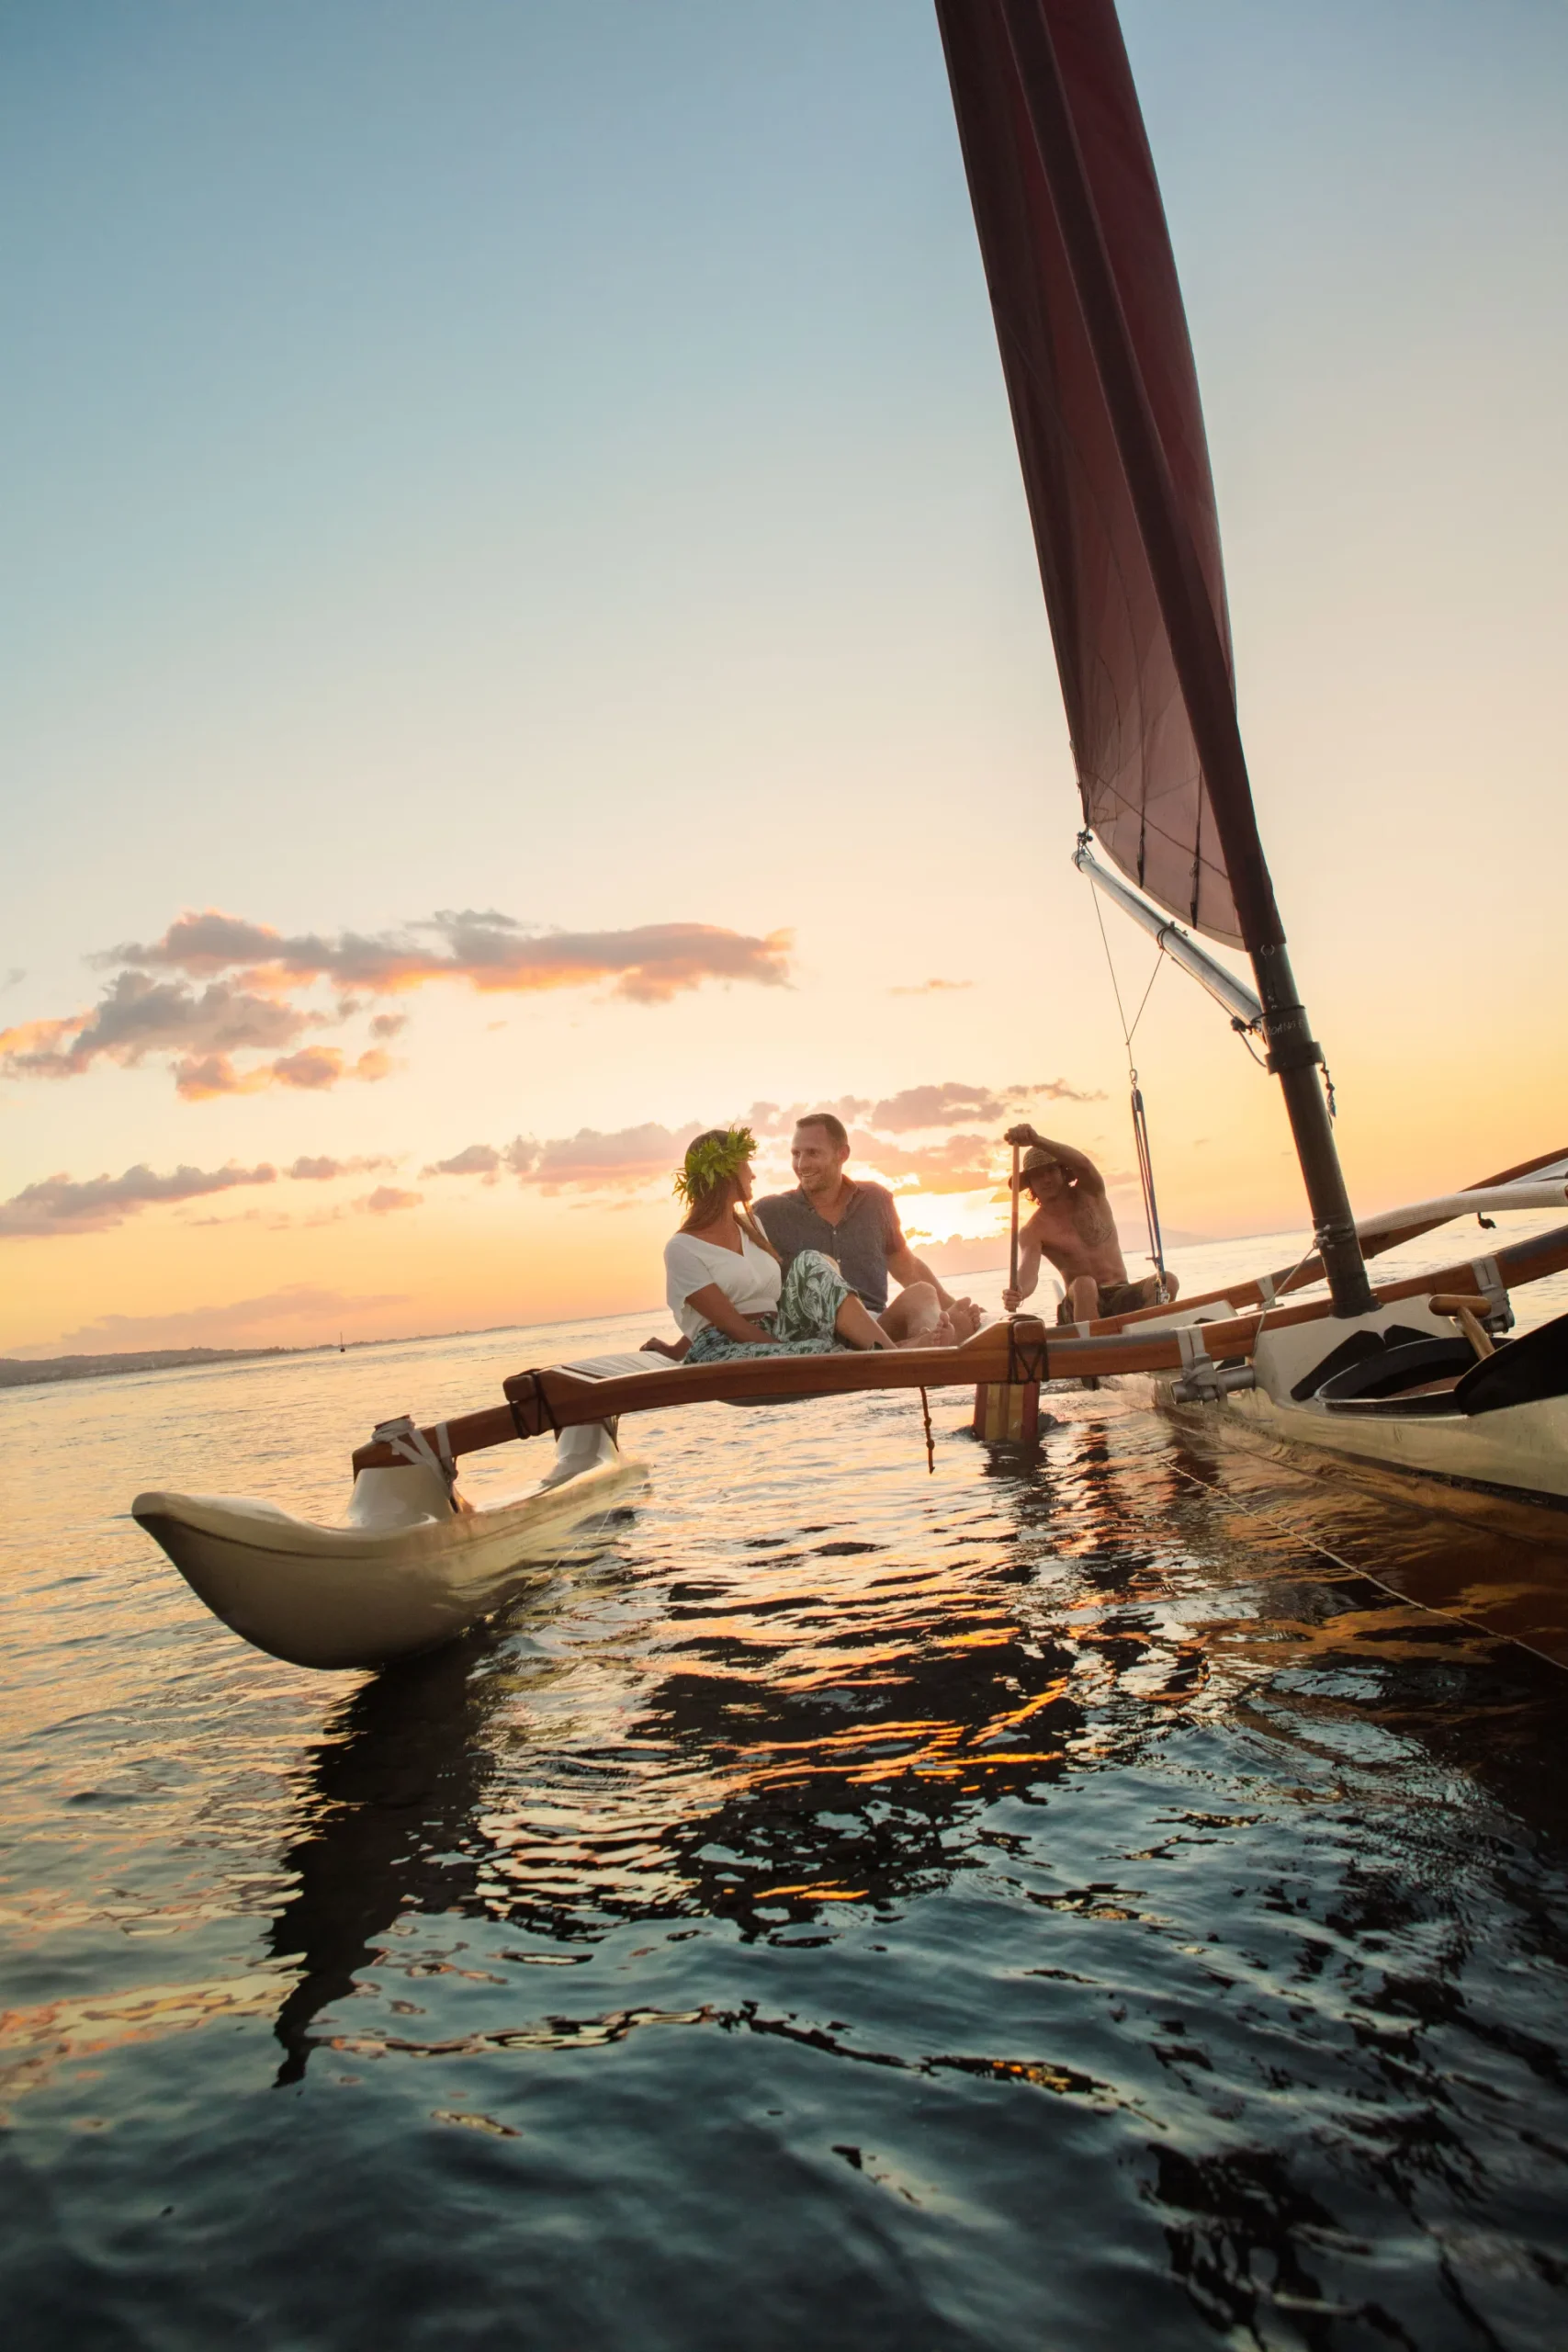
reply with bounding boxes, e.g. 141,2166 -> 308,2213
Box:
1056,1275 -> 1163,1325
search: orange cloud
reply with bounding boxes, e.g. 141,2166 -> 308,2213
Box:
356,1186 -> 422,1216
103,908 -> 794,1004
4,910 -> 792,1099
420,1122 -> 705,1195
172,1046 -> 392,1100
0,974 -> 310,1082
288,1154 -> 398,1181
415,1081 -> 1116,1203
0,1161 -> 278,1238
1,1152 -> 407,1238
526,1123 -> 702,1193
848,1130 -> 1002,1193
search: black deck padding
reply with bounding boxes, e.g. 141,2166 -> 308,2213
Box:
1456,1309 -> 1568,1417
1291,1324 -> 1432,1402
1315,1336 -> 1476,1407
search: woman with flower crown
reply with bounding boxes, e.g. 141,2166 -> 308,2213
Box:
659,1126 -> 937,1365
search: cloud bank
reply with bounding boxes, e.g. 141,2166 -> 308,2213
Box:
423,1124 -> 699,1194
0,908 -> 793,1098
102,907 -> 794,1005
414,1079 -> 1104,1204
0,1161 -> 280,1238
1,1153 -> 407,1238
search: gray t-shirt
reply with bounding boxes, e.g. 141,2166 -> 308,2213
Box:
752,1182 -> 904,1313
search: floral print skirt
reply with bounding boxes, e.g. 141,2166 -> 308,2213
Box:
683,1249 -> 855,1364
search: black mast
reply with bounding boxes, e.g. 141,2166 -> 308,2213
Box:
993,0 -> 1374,1317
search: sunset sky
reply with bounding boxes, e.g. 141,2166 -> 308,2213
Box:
3,0 -> 1564,1356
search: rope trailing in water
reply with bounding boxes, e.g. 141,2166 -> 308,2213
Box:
1086,864 -> 1171,1302
918,1385 -> 934,1475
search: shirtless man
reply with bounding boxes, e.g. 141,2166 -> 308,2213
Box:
998,1123 -> 1178,1325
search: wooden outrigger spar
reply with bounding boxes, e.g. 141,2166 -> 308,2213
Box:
346,1216 -> 1568,1472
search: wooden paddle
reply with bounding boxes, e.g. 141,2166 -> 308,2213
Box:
1008,1141 -> 1021,1303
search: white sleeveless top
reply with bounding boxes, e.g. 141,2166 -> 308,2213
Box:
663,1227 -> 782,1341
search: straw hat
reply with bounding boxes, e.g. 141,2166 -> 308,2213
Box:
1010,1144 -> 1061,1192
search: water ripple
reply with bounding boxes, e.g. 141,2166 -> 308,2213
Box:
4,1248 -> 1568,2348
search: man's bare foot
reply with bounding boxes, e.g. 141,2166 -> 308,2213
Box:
897,1312 -> 956,1350
948,1299 -> 983,1340
640,1336 -> 688,1362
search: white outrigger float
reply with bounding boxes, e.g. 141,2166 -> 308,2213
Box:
133,1414 -> 645,1673
134,0 -> 1568,1669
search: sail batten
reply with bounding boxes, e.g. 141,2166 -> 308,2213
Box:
937,0 -> 1243,944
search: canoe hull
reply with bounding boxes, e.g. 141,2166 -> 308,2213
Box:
133,1454 -> 647,1670
1215,1385 -> 1568,1512
1156,1295 -> 1568,1537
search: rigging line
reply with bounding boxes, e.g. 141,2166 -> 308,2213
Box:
1087,857 -> 1165,1058
1124,947 -> 1164,1046
1254,1238 -> 1320,1341
1086,851 -> 1170,1294
1088,874 -> 1133,1041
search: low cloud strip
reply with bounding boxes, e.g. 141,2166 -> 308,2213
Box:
1,1154 -> 399,1238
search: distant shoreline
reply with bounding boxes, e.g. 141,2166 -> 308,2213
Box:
3,1230 -> 1282,1394
0,1343 -> 311,1390
0,1316 -> 657,1392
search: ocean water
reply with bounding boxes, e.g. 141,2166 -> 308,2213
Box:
4,1224 -> 1568,2351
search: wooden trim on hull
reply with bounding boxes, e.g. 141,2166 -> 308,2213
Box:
349,1222 -> 1568,1474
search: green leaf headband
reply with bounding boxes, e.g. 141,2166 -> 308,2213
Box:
673,1125 -> 757,1207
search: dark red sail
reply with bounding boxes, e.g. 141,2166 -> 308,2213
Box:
937,0 -> 1241,944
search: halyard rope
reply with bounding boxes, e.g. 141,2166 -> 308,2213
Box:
1088,867 -> 1170,1300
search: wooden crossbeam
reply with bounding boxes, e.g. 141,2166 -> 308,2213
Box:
348,1220 -> 1568,1474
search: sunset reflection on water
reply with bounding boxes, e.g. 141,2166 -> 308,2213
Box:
5,1234 -> 1568,2349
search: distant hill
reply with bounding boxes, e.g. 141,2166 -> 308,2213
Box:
0,1346 -> 299,1390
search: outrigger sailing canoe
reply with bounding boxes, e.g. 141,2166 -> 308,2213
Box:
134,1184 -> 1568,1671
135,0 -> 1568,1668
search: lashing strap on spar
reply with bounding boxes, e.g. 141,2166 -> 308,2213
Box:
505,1370 -> 561,1442
1466,1256 -> 1513,1331
1008,1317 -> 1049,1385
370,1415 -> 458,1506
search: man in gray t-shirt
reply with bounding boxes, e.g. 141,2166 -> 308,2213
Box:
752,1114 -> 981,1342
